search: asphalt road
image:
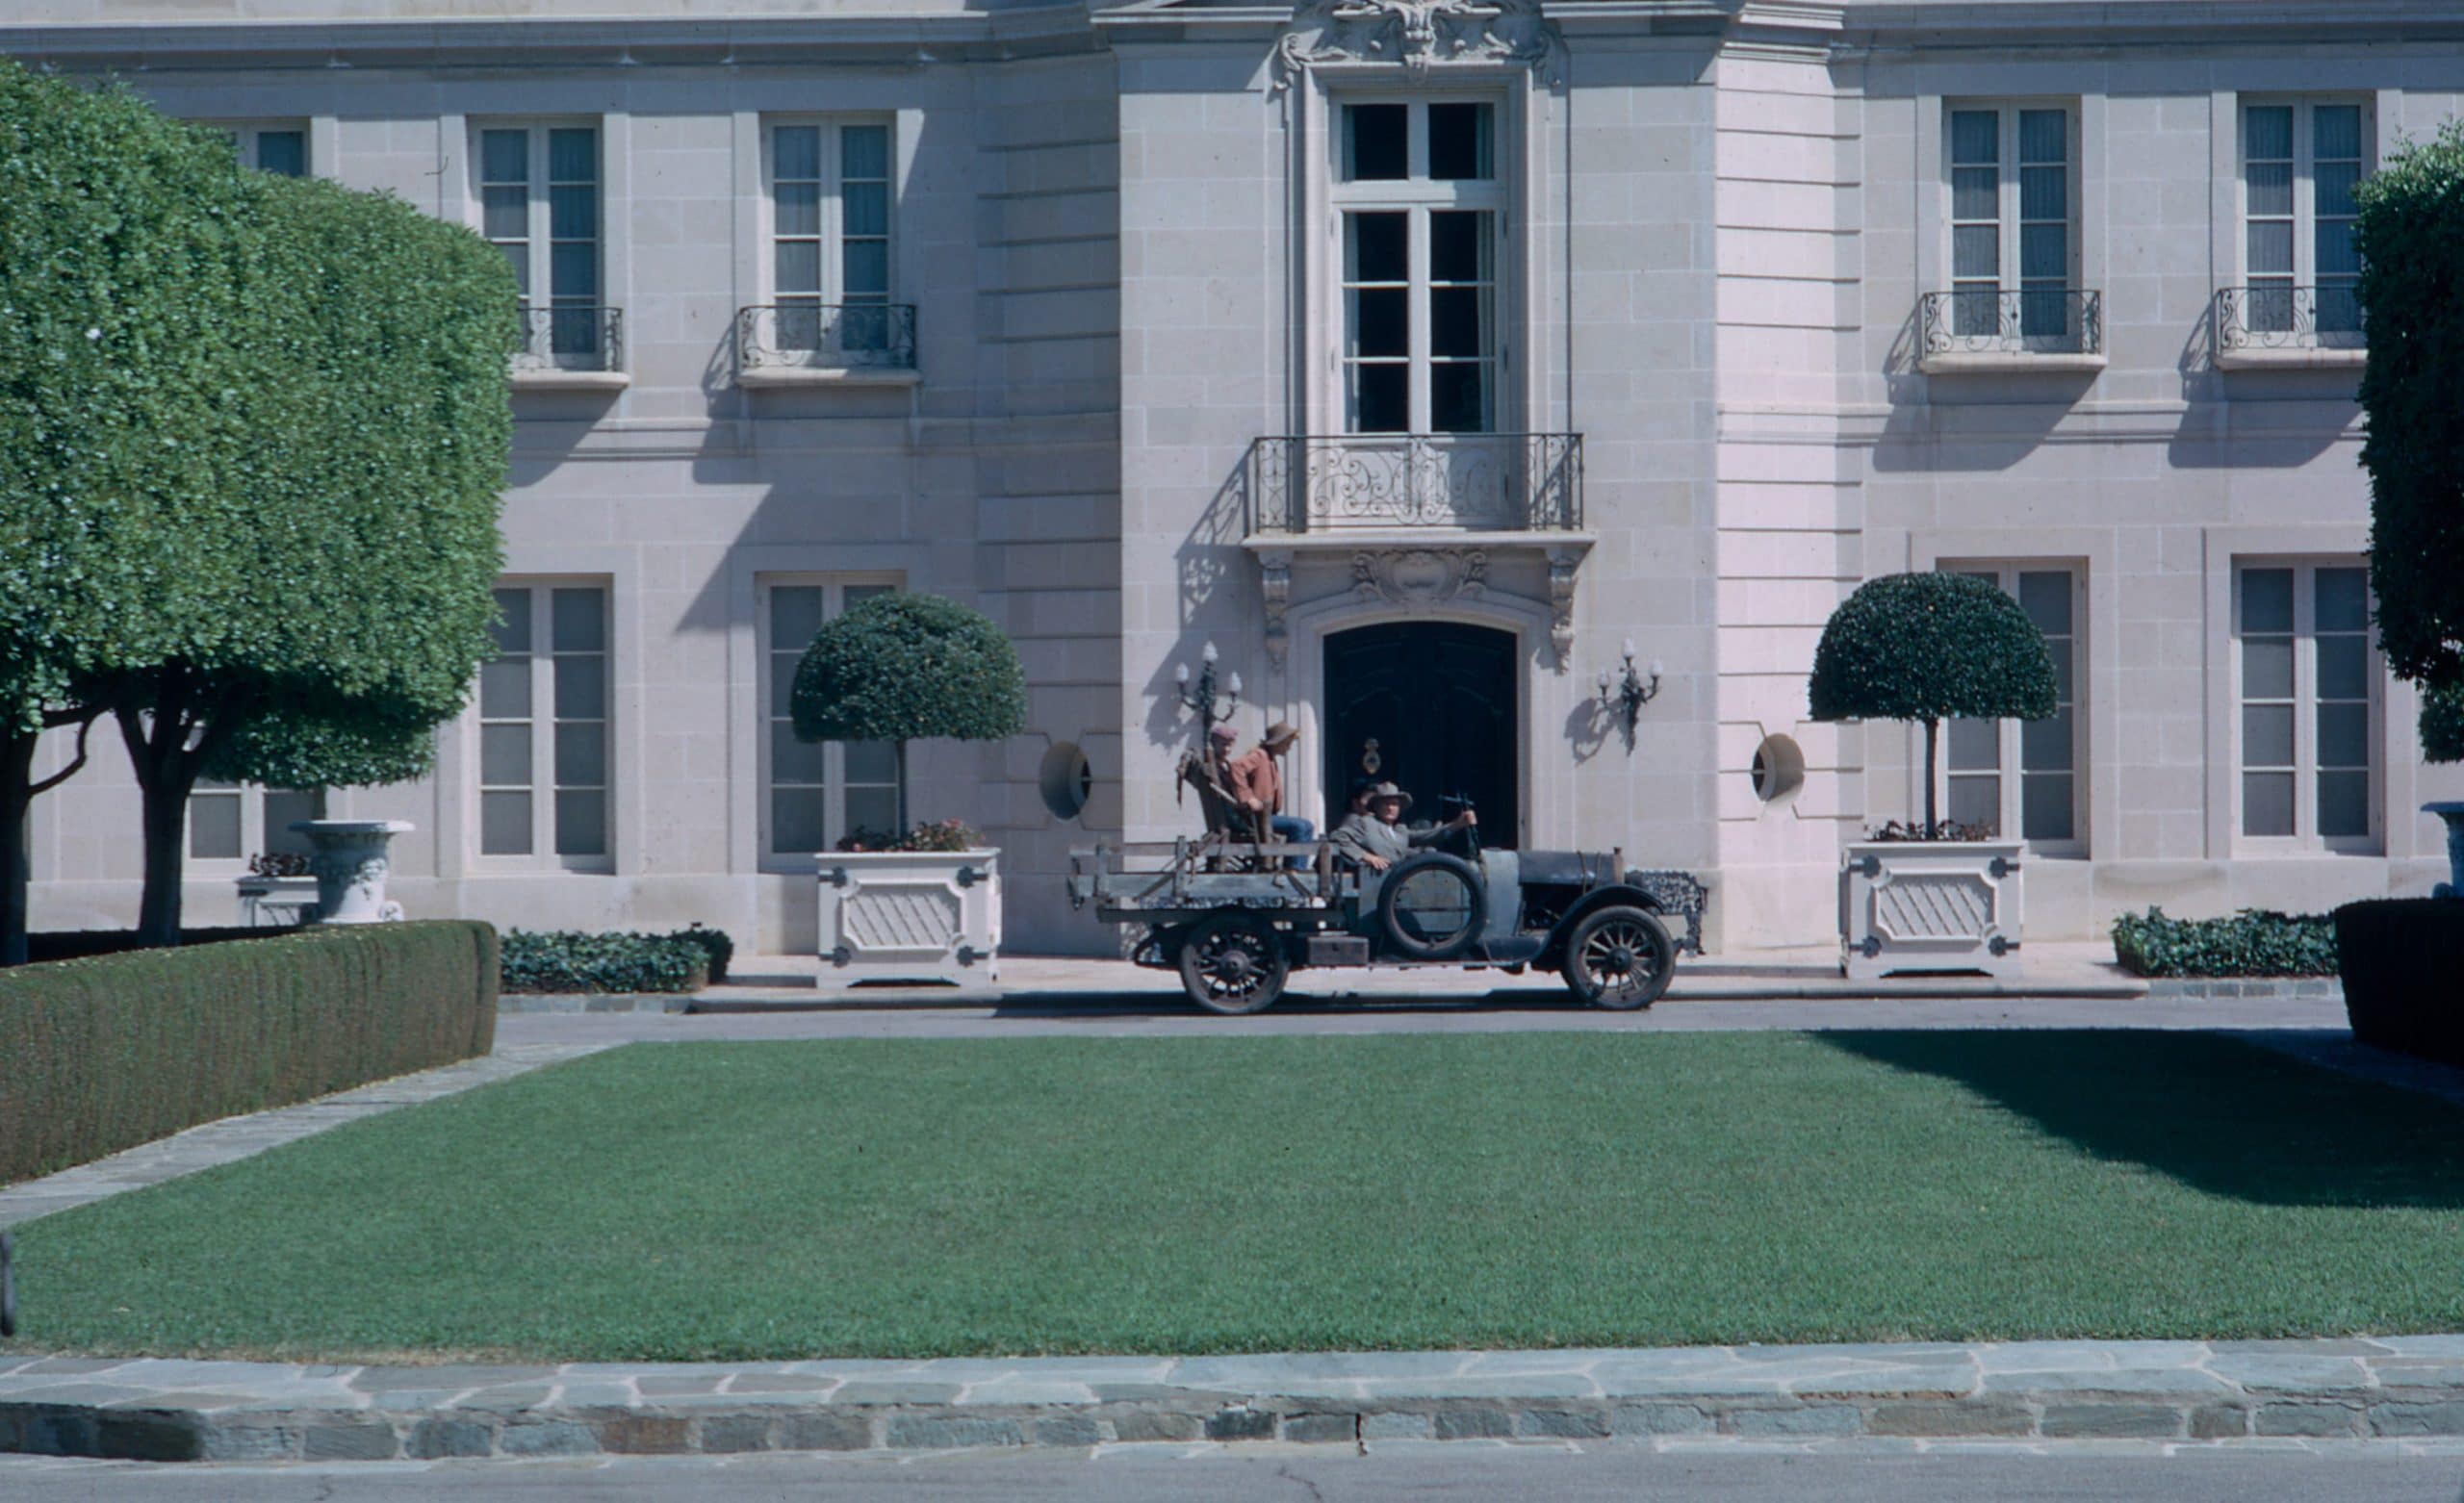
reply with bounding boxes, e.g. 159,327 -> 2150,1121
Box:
8,1444 -> 2464,1502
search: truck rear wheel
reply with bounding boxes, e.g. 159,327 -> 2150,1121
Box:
1178,911 -> 1289,1015
1560,905 -> 1675,1009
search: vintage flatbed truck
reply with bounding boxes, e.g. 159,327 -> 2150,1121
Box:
1066,835 -> 1706,1015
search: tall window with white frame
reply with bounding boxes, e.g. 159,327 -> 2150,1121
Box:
2238,563 -> 2375,846
1947,105 -> 2075,344
768,121 -> 894,359
2243,101 -> 2367,339
1336,100 -> 1502,436
189,783 -> 324,863
479,583 -> 611,863
762,580 -> 904,858
477,124 -> 602,365
1943,566 -> 2085,851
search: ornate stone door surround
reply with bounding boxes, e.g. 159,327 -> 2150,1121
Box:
1239,538 -> 1586,838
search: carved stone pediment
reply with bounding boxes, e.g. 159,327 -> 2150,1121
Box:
1351,547 -> 1489,608
1273,0 -> 1566,89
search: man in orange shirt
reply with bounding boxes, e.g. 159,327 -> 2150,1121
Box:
1225,720 -> 1311,865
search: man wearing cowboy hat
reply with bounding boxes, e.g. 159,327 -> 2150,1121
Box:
1328,780 -> 1476,874
1224,720 -> 1312,866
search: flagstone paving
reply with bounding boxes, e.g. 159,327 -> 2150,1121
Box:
6,1339 -> 2464,1461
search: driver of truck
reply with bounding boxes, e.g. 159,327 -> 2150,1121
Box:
1327,781 -> 1476,874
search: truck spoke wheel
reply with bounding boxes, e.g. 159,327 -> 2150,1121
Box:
1178,912 -> 1289,1015
1562,905 -> 1675,1010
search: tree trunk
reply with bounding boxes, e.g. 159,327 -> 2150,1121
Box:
1922,717 -> 1940,834
118,683 -> 215,951
895,739 -> 910,836
0,730 -> 34,967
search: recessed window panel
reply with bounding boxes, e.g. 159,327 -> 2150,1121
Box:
1947,776 -> 2000,833
2317,702 -> 2369,770
2020,773 -> 2073,843
2242,772 -> 2295,837
554,721 -> 607,789
554,656 -> 605,721
2241,637 -> 2295,701
773,789 -> 829,855
774,125 -> 821,182
1947,716 -> 1999,773
2318,772 -> 2369,838
1427,103 -> 1493,181
255,131 -> 306,177
1349,289 -> 1407,359
2315,568 -> 2369,631
481,725 -> 532,787
1429,211 -> 1487,283
2020,709 -> 2074,774
2244,704 -> 2296,769
1348,365 -> 1408,434
1428,362 -> 1491,435
2317,636 -> 2368,701
1344,104 -> 1408,181
1348,212 -> 1407,281
2241,569 -> 2295,633
554,790 -> 607,857
190,792 -> 243,860
482,791 -> 533,855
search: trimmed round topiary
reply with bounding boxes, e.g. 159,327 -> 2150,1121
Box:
790,594 -> 1027,746
2423,681 -> 2464,765
1809,573 -> 2058,831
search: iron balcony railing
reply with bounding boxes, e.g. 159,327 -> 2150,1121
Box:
735,302 -> 918,373
1247,433 -> 1583,535
1919,288 -> 2103,358
512,304 -> 623,371
2215,285 -> 2364,354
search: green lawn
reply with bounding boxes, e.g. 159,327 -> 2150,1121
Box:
8,1032 -> 2462,1363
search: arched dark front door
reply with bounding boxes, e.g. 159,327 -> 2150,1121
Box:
1322,622 -> 1519,850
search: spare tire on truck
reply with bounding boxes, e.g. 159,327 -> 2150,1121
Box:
1375,852 -> 1488,961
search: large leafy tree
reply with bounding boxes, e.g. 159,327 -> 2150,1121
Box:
1809,573 -> 2059,833
2355,122 -> 2464,763
0,61 -> 515,951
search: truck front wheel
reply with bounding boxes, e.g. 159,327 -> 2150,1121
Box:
1560,905 -> 1675,1009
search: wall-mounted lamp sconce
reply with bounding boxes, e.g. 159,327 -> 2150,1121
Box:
1595,638 -> 1663,749
1174,641 -> 1243,738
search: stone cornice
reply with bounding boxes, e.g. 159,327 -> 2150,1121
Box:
0,7 -> 1104,69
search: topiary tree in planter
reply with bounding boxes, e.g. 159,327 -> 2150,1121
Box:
1809,573 -> 2059,835
790,593 -> 1027,836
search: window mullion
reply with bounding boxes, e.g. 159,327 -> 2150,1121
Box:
2000,109 -> 2019,291
823,125 -> 843,307
530,130 -> 553,311
2294,567 -> 2317,841
533,590 -> 557,860
1419,204 -> 1439,431
2293,106 -> 2313,287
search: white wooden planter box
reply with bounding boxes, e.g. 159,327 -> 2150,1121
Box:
235,875 -> 321,928
817,849 -> 1002,986
1839,839 -> 2024,980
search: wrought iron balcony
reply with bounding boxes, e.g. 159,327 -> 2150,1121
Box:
735,302 -> 918,375
1246,433 -> 1583,535
1919,288 -> 2103,360
511,304 -> 623,372
2215,285 -> 2364,355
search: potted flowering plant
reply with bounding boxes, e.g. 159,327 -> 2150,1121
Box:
794,596 -> 1025,984
1810,573 -> 2057,979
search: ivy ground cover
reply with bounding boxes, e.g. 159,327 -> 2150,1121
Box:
8,1032 -> 2461,1363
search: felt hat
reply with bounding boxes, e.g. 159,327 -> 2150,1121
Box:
1366,780 -> 1413,814
1263,720 -> 1298,749
1207,723 -> 1239,744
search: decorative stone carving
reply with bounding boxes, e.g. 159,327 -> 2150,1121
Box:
1350,548 -> 1488,608
1273,0 -> 1566,89
1259,548 -> 1294,671
1545,545 -> 1581,673
293,820 -> 413,925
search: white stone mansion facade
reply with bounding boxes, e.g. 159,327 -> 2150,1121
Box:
10,0 -> 2463,955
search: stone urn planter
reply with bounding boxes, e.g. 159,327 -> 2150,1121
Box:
292,820 -> 413,925
817,849 -> 1001,986
1839,839 -> 2024,980
2426,802 -> 2464,898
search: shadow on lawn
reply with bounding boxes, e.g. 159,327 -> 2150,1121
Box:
1817,1030 -> 2464,1210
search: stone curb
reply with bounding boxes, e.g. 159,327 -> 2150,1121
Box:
2143,978 -> 2342,1002
7,1338 -> 2462,1462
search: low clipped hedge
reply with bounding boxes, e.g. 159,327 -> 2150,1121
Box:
499,930 -> 715,995
0,921 -> 498,1185
2109,907 -> 2339,979
2335,898 -> 2464,1066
